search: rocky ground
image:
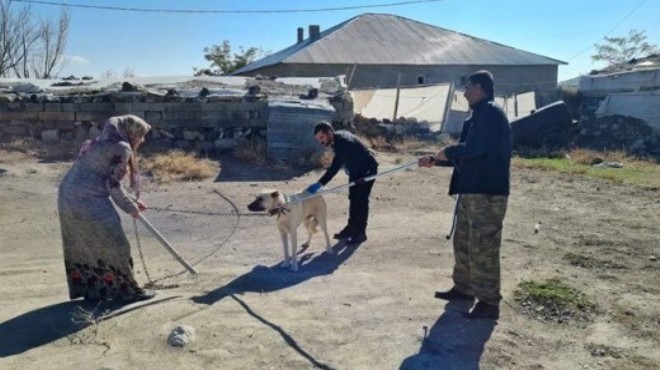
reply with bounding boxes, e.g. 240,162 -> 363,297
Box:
0,149 -> 658,370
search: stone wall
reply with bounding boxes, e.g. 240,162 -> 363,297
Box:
0,95 -> 269,152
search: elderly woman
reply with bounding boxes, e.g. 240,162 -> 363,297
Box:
58,115 -> 154,302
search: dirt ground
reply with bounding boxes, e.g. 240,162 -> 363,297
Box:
0,149 -> 658,370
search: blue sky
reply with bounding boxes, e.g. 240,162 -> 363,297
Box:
19,0 -> 660,81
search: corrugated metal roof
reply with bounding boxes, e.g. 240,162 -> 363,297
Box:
234,13 -> 566,75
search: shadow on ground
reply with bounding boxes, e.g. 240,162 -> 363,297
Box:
191,241 -> 359,305
400,300 -> 496,370
189,242 -> 361,370
0,297 -> 178,358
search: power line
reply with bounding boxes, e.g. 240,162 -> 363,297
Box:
10,0 -> 446,14
567,0 -> 647,62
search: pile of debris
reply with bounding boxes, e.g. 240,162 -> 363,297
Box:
573,115 -> 660,159
351,114 -> 437,141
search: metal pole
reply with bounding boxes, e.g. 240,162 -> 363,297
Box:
445,194 -> 460,240
137,214 -> 198,275
286,160 -> 418,206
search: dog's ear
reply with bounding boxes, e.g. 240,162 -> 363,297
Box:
270,191 -> 280,198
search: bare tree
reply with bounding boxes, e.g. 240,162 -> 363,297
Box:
0,0 -> 24,77
31,9 -> 70,78
122,66 -> 136,78
99,69 -> 114,79
0,0 -> 70,78
12,5 -> 39,78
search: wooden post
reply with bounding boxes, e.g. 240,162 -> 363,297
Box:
346,63 -> 357,89
440,82 -> 455,133
392,73 -> 402,122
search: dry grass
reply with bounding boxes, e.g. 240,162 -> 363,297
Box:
0,137 -> 78,163
141,150 -> 217,183
317,149 -> 334,169
293,148 -> 334,169
565,148 -> 631,165
391,137 -> 429,152
359,134 -> 432,153
234,136 -> 332,170
234,136 -> 268,165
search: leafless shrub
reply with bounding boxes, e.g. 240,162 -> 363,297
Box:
99,70 -> 114,79
66,304 -> 111,352
122,66 -> 136,78
234,136 -> 268,165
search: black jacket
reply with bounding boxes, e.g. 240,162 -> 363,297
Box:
443,99 -> 511,196
318,130 -> 378,185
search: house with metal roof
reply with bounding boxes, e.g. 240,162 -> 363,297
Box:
232,13 -> 566,94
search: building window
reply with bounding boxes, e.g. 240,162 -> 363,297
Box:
417,75 -> 425,85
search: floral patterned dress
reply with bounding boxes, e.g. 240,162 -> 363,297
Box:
58,141 -> 143,300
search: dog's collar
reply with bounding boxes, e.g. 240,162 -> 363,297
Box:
268,206 -> 290,218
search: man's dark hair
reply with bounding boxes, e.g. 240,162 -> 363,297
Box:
314,121 -> 334,135
467,70 -> 494,99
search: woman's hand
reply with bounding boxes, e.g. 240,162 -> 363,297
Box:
136,199 -> 148,211
130,200 -> 147,219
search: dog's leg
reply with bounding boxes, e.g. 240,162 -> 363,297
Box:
279,231 -> 290,269
317,213 -> 333,254
290,228 -> 299,272
302,217 -> 316,248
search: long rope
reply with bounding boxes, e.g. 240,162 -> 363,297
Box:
133,189 -> 243,287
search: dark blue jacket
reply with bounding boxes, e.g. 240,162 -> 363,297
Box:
443,99 -> 511,196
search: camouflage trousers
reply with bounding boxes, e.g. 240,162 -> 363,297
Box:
452,194 -> 508,305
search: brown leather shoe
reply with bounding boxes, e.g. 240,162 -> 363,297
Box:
463,301 -> 500,320
434,287 -> 475,301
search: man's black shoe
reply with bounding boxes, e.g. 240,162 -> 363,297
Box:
347,233 -> 367,245
434,287 -> 475,301
463,301 -> 500,320
121,289 -> 156,303
333,228 -> 353,240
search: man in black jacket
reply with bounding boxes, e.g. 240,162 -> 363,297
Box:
419,70 -> 511,319
307,121 -> 378,245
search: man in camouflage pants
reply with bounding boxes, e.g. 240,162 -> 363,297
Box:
419,70 -> 511,319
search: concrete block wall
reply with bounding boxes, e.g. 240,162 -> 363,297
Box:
0,97 -> 268,152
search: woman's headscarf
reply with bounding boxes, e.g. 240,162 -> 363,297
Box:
79,115 -> 151,199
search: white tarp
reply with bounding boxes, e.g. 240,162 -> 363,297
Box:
442,90 -> 536,133
579,69 -> 660,96
351,84 -> 452,130
595,91 -> 660,131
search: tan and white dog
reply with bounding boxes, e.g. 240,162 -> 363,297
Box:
247,190 -> 332,271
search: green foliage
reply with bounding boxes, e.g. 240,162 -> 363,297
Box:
592,29 -> 659,65
194,40 -> 268,76
512,155 -> 660,189
517,279 -> 596,311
